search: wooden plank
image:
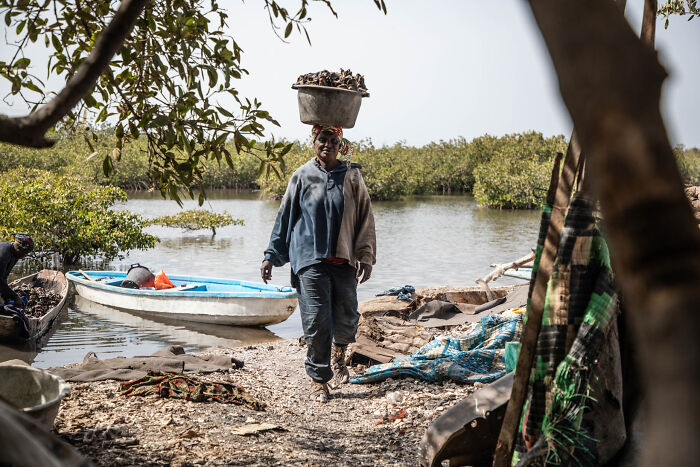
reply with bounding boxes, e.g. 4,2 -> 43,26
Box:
78,269 -> 97,282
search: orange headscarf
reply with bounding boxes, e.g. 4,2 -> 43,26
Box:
311,125 -> 351,157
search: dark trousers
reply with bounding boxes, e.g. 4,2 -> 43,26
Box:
294,262 -> 359,383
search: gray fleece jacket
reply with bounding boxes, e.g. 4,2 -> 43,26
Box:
263,158 -> 376,274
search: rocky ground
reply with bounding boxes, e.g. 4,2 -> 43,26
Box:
55,340 -> 479,466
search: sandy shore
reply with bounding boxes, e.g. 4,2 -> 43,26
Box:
54,340 -> 478,466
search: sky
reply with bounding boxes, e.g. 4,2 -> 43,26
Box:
1,0 -> 698,148
226,0 -> 699,148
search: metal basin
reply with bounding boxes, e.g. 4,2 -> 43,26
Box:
294,85 -> 365,128
0,365 -> 70,427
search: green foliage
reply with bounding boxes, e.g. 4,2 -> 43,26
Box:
675,145 -> 700,185
0,168 -> 157,264
257,132 -> 567,207
0,128 -> 262,191
0,0 -> 385,203
146,209 -> 243,234
473,154 -> 552,209
659,0 -> 699,27
1,130 -> 568,208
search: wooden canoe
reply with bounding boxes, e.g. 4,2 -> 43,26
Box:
0,270 -> 69,342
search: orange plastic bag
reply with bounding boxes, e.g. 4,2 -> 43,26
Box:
154,270 -> 176,290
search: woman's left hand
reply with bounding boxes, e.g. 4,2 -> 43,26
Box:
356,263 -> 372,284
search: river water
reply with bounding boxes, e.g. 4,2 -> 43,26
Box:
1,191 -> 539,368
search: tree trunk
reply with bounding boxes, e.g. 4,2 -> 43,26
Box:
527,1 -> 700,465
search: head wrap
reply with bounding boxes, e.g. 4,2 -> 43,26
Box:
13,233 -> 34,253
311,124 -> 352,158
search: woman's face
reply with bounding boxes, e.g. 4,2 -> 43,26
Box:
314,130 -> 340,162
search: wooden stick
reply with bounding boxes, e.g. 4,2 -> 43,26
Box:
78,269 -> 97,282
479,251 -> 535,285
474,279 -> 496,301
640,0 -> 657,46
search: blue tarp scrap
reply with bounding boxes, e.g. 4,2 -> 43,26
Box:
376,285 -> 415,302
350,314 -> 523,385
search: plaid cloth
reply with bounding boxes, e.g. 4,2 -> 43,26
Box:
120,371 -> 265,411
525,203 -> 552,314
513,196 -> 619,466
350,314 -> 523,384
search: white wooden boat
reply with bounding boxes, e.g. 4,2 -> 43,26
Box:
66,270 -> 297,326
0,270 -> 68,342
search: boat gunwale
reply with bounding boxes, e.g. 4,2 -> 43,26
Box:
0,270 -> 69,340
66,270 -> 297,299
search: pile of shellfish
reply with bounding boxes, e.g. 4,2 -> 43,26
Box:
12,283 -> 63,318
294,69 -> 369,96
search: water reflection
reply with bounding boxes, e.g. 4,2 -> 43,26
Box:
157,236 -> 233,249
73,296 -> 280,347
0,309 -> 66,364
19,296 -> 281,368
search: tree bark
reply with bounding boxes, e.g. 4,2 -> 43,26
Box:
0,0 -> 149,148
641,0 -> 658,45
527,1 -> 700,465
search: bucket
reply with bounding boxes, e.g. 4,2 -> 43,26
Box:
0,365 -> 70,427
121,263 -> 154,289
294,85 -> 365,128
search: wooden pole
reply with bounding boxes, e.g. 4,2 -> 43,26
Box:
493,142 -> 580,465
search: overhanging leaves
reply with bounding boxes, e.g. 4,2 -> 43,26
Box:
0,0 -> 387,201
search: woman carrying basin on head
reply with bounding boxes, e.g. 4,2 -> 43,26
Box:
261,125 -> 376,403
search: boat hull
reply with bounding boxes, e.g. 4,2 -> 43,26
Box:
0,270 -> 68,341
67,271 -> 298,327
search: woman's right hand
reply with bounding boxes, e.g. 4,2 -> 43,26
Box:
261,260 -> 273,284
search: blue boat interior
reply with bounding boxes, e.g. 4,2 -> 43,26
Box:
101,278 -> 208,291
71,272 -> 294,295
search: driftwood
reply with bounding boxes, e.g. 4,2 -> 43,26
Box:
519,1 -> 700,466
477,252 -> 535,285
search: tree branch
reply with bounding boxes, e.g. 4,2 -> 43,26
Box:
641,0 -> 658,45
0,0 -> 150,148
478,251 -> 535,285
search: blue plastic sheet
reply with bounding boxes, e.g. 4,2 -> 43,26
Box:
375,285 -> 415,302
350,314 -> 522,385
